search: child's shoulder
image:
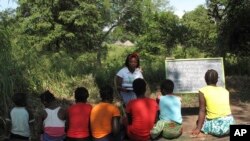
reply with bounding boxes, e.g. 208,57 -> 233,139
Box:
161,94 -> 182,101
171,95 -> 182,101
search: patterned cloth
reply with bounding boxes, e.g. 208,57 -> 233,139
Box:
201,115 -> 235,136
150,120 -> 182,139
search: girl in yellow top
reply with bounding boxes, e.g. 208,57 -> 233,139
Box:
192,69 -> 235,137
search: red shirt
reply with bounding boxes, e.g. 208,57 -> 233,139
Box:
126,98 -> 159,141
66,103 -> 92,138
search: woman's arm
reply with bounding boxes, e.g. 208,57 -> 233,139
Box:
112,116 -> 121,135
192,92 -> 206,135
5,110 -> 11,137
37,109 -> 47,134
26,107 -> 35,139
116,76 -> 128,92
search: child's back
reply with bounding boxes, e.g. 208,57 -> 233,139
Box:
90,85 -> 121,141
39,90 -> 66,141
192,69 -> 235,137
126,78 -> 159,141
6,92 -> 34,141
151,79 -> 183,139
66,87 -> 92,141
43,107 -> 65,135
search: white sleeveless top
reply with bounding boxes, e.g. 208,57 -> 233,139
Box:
43,107 -> 65,136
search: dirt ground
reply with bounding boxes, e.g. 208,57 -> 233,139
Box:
154,76 -> 250,141
165,103 -> 250,141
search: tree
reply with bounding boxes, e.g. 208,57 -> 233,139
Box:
206,0 -> 250,57
206,0 -> 228,24
15,0 -> 157,64
137,11 -> 180,56
181,5 -> 217,54
218,0 -> 250,57
109,0 -> 170,42
0,10 -> 17,116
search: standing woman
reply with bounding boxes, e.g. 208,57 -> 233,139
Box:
116,53 -> 143,105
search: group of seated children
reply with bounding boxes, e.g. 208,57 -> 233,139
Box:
5,69 -> 234,141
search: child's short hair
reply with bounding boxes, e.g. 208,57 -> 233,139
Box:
12,92 -> 27,107
161,79 -> 174,94
99,85 -> 113,101
40,90 -> 56,103
133,78 -> 146,96
205,69 -> 218,85
74,87 -> 89,102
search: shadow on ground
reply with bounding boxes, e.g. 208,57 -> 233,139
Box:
182,107 -> 199,116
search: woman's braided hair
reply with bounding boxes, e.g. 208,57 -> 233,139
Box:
205,69 -> 218,85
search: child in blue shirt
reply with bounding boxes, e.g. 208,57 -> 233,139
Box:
150,79 -> 183,139
5,92 -> 35,141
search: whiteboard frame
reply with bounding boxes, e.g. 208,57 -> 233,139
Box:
165,57 -> 226,94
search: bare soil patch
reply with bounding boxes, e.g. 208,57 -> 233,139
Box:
154,76 -> 250,141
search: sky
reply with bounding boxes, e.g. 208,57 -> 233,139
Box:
0,0 -> 206,17
0,0 -> 17,11
169,0 -> 206,17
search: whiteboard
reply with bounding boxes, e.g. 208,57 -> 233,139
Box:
165,58 -> 225,93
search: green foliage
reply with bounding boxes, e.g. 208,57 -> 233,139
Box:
16,0 -> 103,52
21,50 -> 101,101
224,54 -> 250,76
137,11 -> 180,55
108,26 -> 137,43
0,25 -> 14,116
171,45 -> 205,59
217,0 -> 250,57
140,55 -> 166,91
14,0 -> 168,66
15,0 -> 159,54
182,5 -> 217,54
206,0 -> 228,24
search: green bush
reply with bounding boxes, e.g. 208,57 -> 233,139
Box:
1,39 -> 250,117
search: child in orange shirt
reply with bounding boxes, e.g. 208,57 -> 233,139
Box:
90,85 -> 121,141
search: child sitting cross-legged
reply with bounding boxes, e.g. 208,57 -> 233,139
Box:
150,79 -> 183,140
192,69 -> 235,137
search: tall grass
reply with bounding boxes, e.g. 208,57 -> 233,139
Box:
1,39 -> 250,117
0,26 -> 14,117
